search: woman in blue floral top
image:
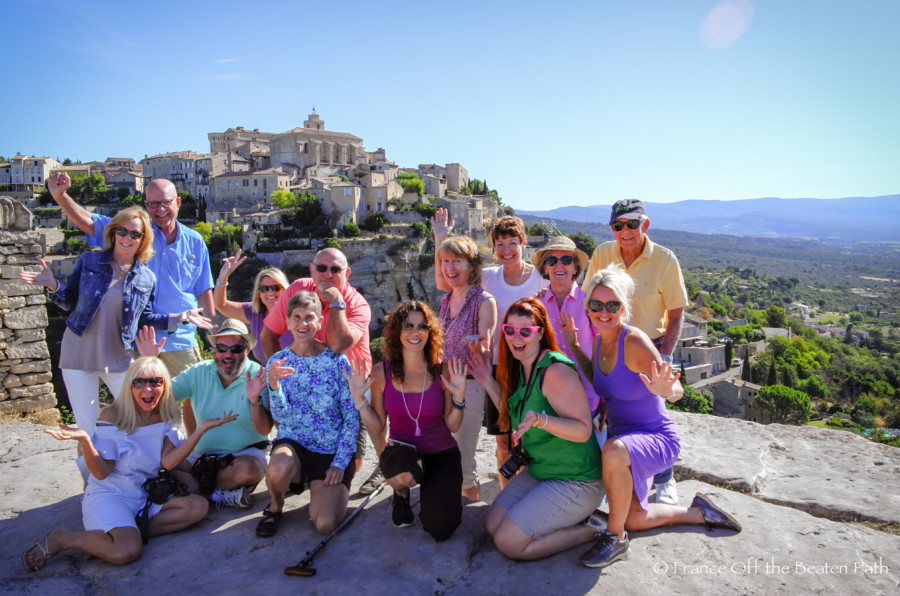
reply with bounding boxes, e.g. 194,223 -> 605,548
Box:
249,291 -> 360,538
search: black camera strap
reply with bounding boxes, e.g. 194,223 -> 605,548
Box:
508,352 -> 547,449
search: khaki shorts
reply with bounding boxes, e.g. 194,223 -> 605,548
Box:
158,346 -> 203,378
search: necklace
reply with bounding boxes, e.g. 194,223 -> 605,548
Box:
400,372 -> 427,437
112,259 -> 133,278
599,334 -> 617,361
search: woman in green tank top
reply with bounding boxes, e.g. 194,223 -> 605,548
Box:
468,297 -> 604,561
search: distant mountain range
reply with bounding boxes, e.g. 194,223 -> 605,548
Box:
517,195 -> 900,244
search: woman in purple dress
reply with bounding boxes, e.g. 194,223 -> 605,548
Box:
565,264 -> 742,570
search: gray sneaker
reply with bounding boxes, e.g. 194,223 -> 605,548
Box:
579,530 -> 630,569
583,509 -> 609,533
691,493 -> 742,533
359,466 -> 385,496
211,486 -> 252,509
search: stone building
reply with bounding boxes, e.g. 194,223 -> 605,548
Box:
209,168 -> 291,203
140,150 -> 201,186
0,198 -> 56,420
416,162 -> 468,193
269,113 -> 366,172
709,378 -> 770,423
208,126 -> 275,155
5,156 -> 61,199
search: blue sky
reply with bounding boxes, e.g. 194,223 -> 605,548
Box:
3,0 -> 898,210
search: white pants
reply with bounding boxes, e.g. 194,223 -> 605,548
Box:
62,368 -> 128,435
451,379 -> 486,489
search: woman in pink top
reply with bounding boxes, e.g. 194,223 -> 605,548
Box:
347,301 -> 468,541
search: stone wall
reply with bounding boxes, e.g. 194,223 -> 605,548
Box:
0,226 -> 56,418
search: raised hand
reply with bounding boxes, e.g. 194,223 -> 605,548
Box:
639,360 -> 681,401
47,171 -> 72,198
245,366 -> 267,402
440,357 -> 467,398
44,423 -> 89,442
343,357 -> 373,400
558,312 -> 580,348
465,343 -> 493,386
136,325 -> 166,357
184,309 -> 212,329
431,207 -> 453,239
18,258 -> 57,290
219,249 -> 247,283
266,357 -> 295,389
201,410 -> 239,430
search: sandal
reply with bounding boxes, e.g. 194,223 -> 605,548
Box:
256,505 -> 282,537
22,532 -> 56,572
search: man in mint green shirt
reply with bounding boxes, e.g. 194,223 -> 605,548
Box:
172,319 -> 270,509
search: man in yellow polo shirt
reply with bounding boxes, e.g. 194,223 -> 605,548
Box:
582,198 -> 688,504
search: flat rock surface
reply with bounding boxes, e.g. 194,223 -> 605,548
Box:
1,416 -> 899,595
670,411 -> 900,524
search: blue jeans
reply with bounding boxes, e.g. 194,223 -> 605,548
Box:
654,467 -> 674,485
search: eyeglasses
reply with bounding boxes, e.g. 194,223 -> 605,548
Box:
501,324 -> 541,339
588,300 -> 622,313
132,377 -> 164,389
214,344 -> 246,354
544,255 -> 574,267
313,264 -> 345,274
400,322 -> 430,332
258,284 -> 282,293
145,198 -> 177,210
610,219 -> 643,232
114,227 -> 144,240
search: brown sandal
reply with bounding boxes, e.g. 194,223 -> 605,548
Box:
256,505 -> 282,537
22,532 -> 56,572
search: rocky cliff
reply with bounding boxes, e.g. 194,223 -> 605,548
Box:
1,411 -> 897,594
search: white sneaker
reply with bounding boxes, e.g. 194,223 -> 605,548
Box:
655,477 -> 678,505
211,486 -> 252,509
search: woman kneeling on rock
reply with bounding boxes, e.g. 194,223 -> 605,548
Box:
252,291 -> 359,538
347,301 -> 467,541
23,357 -> 235,571
565,265 -> 742,569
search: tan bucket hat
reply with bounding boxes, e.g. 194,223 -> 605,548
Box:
531,235 -> 589,273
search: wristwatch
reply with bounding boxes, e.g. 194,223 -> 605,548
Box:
329,301 -> 347,310
660,353 -> 673,365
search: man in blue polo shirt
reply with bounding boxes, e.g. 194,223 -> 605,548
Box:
48,173 -> 214,376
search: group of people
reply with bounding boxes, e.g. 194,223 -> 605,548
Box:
21,172 -> 741,574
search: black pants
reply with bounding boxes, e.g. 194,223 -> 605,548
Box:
417,447 -> 463,542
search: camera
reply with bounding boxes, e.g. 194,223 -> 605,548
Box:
499,445 -> 534,479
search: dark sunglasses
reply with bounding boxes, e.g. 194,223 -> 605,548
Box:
544,255 -> 574,267
588,300 -> 622,313
610,219 -> 643,232
144,198 -> 176,210
132,377 -> 164,389
501,323 -> 541,338
400,322 -> 430,332
313,264 -> 345,274
114,227 -> 144,240
214,344 -> 246,354
258,284 -> 282,293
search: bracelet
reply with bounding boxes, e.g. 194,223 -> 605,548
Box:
537,412 -> 549,429
249,399 -> 262,407
661,388 -> 674,401
216,279 -> 228,287
451,398 -> 466,411
354,399 -> 367,411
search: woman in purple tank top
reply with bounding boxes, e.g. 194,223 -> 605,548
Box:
347,301 -> 468,541
565,265 -> 742,570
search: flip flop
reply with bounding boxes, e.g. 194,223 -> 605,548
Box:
22,533 -> 55,572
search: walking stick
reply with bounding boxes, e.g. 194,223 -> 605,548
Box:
284,482 -> 387,577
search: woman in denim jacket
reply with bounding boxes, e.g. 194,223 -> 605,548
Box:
20,207 -> 209,434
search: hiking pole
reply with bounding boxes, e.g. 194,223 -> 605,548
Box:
284,482 -> 387,577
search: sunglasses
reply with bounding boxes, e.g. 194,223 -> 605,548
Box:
214,344 -> 246,354
400,322 -> 430,332
132,377 -> 164,389
544,255 -> 574,267
588,300 -> 622,313
145,198 -> 176,210
114,227 -> 144,240
501,324 -> 541,339
258,284 -> 282,293
313,264 -> 345,274
610,219 -> 643,232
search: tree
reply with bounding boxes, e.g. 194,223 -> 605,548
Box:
363,212 -> 390,233
342,222 -> 360,238
387,197 -> 409,211
271,188 -> 299,209
766,305 -> 787,328
741,351 -> 751,381
323,237 -> 342,249
410,221 -> 429,238
668,385 -> 712,414
68,172 -> 108,204
568,232 -> 597,257
753,385 -> 812,425
725,340 -> 734,367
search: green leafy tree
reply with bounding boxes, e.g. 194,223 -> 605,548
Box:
767,363 -> 778,386
412,202 -> 436,219
323,237 -> 342,249
363,212 -> 390,233
667,385 -> 713,414
753,385 -> 812,425
742,351 -> 751,381
388,197 -> 410,211
194,221 -> 212,244
342,222 -> 360,238
271,188 -> 299,209
568,232 -> 597,257
725,340 -> 734,365
68,172 -> 108,204
766,305 -> 787,328
410,221 -> 429,238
